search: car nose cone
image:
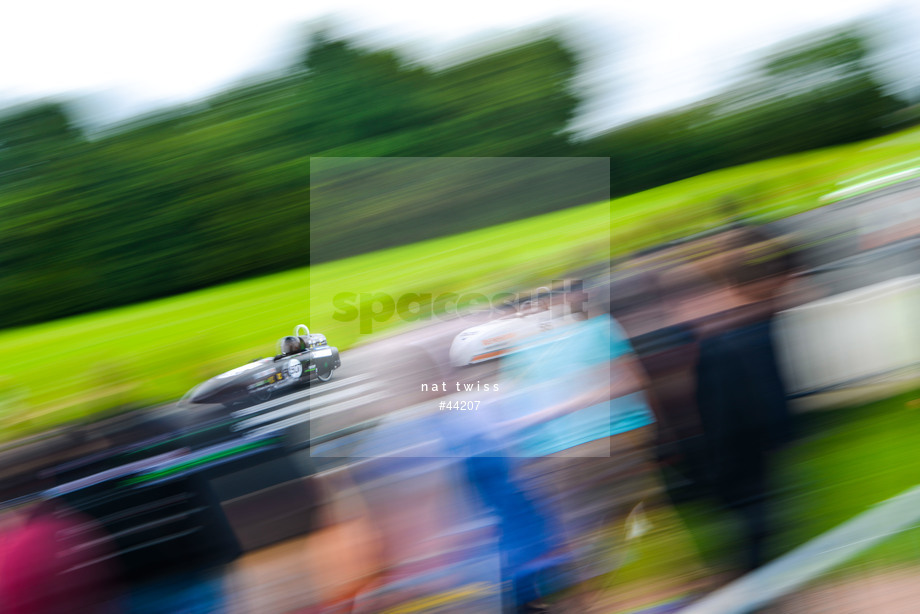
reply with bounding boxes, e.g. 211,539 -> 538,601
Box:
187,377 -> 240,405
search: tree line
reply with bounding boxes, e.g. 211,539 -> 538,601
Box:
0,24 -> 909,329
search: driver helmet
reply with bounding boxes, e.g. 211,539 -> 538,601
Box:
280,336 -> 303,356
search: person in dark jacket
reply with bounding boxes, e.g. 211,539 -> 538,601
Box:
694,227 -> 797,571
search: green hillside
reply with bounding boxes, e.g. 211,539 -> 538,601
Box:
1,123 -> 919,441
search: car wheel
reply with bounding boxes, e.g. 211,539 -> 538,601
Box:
252,387 -> 273,403
316,367 -> 334,382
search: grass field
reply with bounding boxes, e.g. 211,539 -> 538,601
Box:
1,124 -> 920,440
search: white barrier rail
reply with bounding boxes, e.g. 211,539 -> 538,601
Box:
680,484 -> 920,614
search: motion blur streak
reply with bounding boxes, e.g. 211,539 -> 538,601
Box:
1,13 -> 920,614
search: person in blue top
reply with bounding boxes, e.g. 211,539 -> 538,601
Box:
487,289 -> 660,590
341,346 -> 574,614
500,313 -> 655,456
340,286 -> 660,612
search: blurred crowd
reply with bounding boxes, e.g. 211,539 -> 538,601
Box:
2,219 -> 918,613
292,224 -> 805,613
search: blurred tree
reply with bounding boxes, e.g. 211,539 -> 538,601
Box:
584,22 -> 905,197
732,24 -> 901,145
0,30 -> 586,329
429,37 -> 579,156
295,34 -> 439,153
0,21 -> 908,330
760,26 -> 873,77
0,102 -> 82,182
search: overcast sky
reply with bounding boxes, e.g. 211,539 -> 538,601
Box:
2,0 -> 918,134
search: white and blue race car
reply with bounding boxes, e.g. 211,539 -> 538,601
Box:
448,290 -> 585,367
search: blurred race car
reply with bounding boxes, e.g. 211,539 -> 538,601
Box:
185,324 -> 341,407
449,291 -> 584,367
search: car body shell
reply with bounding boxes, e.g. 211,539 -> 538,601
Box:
449,303 -> 583,367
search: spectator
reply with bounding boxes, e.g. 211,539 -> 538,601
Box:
492,288 -> 661,597
320,345 -> 571,614
0,498 -> 121,614
693,227 -> 797,571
